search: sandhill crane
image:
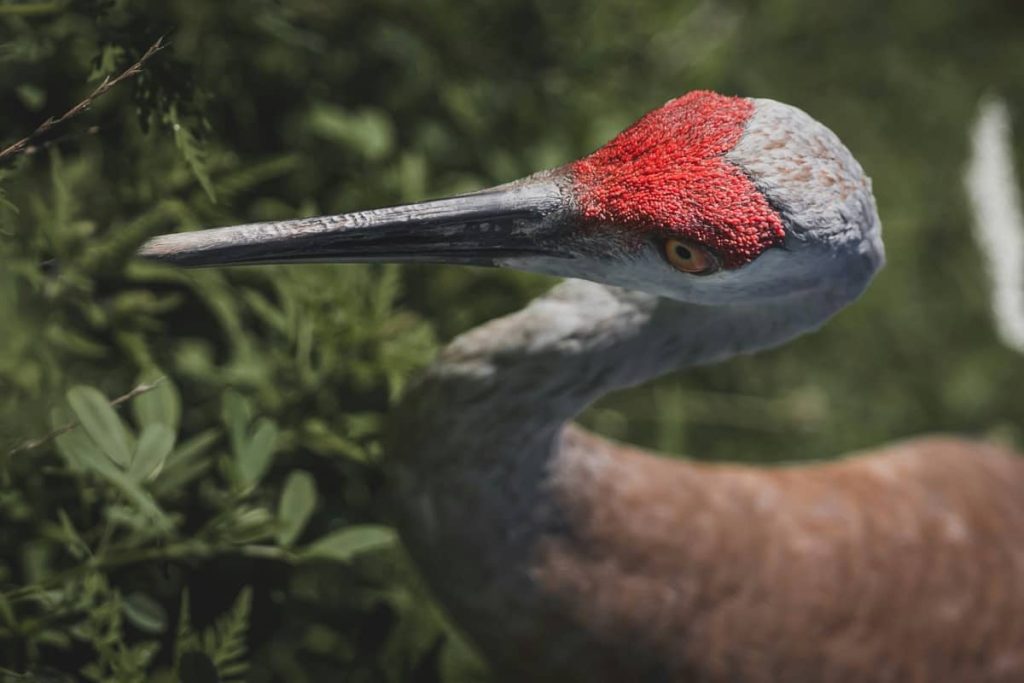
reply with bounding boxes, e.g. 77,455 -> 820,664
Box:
139,91 -> 1024,682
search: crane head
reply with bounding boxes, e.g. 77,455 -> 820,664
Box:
139,91 -> 884,306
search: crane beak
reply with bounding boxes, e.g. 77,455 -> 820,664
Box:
137,175 -> 573,268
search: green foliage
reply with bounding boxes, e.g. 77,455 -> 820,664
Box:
0,0 -> 1021,681
302,526 -> 397,564
174,587 -> 252,682
166,105 -> 216,203
276,470 -> 316,547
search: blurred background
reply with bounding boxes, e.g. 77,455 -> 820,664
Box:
1,0 -> 1022,680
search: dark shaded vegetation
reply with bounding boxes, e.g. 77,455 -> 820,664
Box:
0,0 -> 1021,679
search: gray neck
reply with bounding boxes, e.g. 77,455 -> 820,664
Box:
388,275 -> 864,496
421,277 -> 854,430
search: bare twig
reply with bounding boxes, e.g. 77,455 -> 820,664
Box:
0,37 -> 166,165
6,377 -> 166,457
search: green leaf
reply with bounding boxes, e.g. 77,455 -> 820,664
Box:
56,509 -> 90,560
221,389 -> 252,456
236,418 -> 277,487
66,385 -> 133,467
152,430 -> 218,497
45,326 -> 108,358
276,470 -> 317,546
69,440 -> 172,531
129,423 -> 175,482
301,418 -> 371,462
132,372 -> 181,433
122,592 -> 168,634
166,429 -> 219,470
53,407 -> 102,472
226,506 -> 276,544
151,429 -> 219,496
302,525 -> 397,563
97,462 -> 173,531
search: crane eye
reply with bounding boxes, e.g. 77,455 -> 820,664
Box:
663,238 -> 718,275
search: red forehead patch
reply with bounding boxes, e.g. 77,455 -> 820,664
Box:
569,91 -> 784,268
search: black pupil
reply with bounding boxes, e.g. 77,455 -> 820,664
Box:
674,244 -> 693,261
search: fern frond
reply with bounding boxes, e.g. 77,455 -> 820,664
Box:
202,586 -> 252,682
172,589 -> 199,676
168,106 -> 217,203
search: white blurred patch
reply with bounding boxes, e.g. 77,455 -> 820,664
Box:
965,97 -> 1024,353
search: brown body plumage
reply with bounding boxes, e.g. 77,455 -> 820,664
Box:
539,430 -> 1024,682
389,280 -> 1024,683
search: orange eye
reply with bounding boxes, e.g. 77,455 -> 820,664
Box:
663,239 -> 718,275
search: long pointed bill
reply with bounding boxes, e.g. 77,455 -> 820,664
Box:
137,176 -> 572,268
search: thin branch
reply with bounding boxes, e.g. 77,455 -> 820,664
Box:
0,37 -> 166,165
6,377 -> 166,457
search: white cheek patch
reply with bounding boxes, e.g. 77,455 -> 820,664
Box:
499,251 -> 685,300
